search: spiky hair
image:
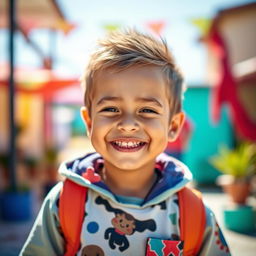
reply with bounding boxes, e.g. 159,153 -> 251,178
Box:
81,29 -> 185,116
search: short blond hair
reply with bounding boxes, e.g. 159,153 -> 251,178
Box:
81,29 -> 185,116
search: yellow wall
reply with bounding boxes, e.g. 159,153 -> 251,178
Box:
0,88 -> 44,157
17,94 -> 44,157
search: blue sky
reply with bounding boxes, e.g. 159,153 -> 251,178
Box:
0,0 -> 252,85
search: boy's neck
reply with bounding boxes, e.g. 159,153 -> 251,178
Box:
101,161 -> 157,199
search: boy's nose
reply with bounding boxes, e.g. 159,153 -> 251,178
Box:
117,115 -> 139,132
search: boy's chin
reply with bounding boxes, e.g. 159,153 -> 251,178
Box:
106,158 -> 156,172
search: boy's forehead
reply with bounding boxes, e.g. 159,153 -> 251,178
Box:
95,65 -> 164,80
92,65 -> 171,96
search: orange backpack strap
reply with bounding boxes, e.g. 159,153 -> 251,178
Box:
178,187 -> 206,256
59,179 -> 88,256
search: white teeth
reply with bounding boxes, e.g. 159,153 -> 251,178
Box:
128,142 -> 133,147
114,140 -> 143,148
121,142 -> 127,147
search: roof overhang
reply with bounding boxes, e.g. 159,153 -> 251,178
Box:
0,0 -> 75,33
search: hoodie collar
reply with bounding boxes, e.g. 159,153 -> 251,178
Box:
59,152 -> 192,207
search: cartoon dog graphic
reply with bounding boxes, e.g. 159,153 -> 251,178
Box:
95,196 -> 156,252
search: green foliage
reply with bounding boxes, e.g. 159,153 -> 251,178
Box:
210,143 -> 256,179
44,147 -> 58,165
0,153 -> 8,168
23,156 -> 38,168
5,184 -> 30,193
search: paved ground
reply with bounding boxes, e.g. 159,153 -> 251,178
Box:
201,188 -> 256,256
0,188 -> 255,256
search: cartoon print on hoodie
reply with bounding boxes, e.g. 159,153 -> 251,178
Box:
81,244 -> 105,256
95,196 -> 156,252
151,200 -> 167,210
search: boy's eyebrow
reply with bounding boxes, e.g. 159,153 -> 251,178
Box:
136,97 -> 163,108
96,96 -> 163,107
96,96 -> 121,105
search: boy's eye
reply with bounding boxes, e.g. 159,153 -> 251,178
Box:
101,107 -> 119,112
140,108 -> 157,114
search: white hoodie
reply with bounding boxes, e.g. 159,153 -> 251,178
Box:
20,152 -> 231,256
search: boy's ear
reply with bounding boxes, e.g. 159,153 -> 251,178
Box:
168,112 -> 185,141
80,107 -> 92,134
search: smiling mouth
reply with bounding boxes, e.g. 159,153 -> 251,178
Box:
110,140 -> 147,152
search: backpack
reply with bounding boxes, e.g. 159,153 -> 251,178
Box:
59,179 -> 206,256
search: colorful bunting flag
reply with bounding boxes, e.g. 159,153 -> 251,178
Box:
103,23 -> 121,32
56,19 -> 77,35
146,21 -> 166,36
191,18 -> 212,37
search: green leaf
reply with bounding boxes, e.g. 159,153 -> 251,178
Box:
209,143 -> 256,178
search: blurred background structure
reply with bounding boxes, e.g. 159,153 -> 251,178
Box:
0,0 -> 255,255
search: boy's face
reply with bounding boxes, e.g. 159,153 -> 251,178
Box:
81,66 -> 184,172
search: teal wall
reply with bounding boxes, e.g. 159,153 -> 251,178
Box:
182,87 -> 234,184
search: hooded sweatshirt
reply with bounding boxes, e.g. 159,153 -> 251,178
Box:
20,152 -> 231,256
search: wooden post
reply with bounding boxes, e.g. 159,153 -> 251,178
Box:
9,0 -> 17,191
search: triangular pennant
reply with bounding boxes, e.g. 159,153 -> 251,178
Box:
146,21 -> 166,36
103,23 -> 121,32
191,18 -> 212,37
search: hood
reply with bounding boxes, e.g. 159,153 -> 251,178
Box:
59,152 -> 192,208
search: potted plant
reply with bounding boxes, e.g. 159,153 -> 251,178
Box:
0,153 -> 33,221
210,143 -> 256,233
0,184 -> 32,221
210,143 -> 256,204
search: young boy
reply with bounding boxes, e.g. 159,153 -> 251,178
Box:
20,29 -> 230,256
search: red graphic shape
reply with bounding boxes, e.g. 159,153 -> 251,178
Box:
82,167 -> 101,183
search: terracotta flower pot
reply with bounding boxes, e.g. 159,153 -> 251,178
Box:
217,175 -> 251,205
223,182 -> 250,204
